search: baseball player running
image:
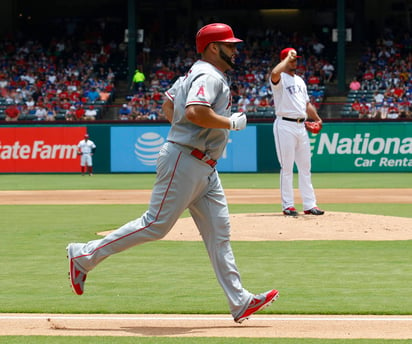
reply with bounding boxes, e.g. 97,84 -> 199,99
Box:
270,47 -> 324,216
67,23 -> 278,323
77,133 -> 96,176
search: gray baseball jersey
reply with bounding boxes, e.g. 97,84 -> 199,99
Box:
166,60 -> 231,161
67,59 -> 253,320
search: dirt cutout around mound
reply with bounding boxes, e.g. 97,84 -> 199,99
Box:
1,188 -> 410,241
98,211 -> 412,241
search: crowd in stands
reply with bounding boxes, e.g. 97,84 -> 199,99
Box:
120,28 -> 334,120
6,21 -> 411,122
0,34 -> 117,121
346,29 -> 412,119
0,22 -> 337,122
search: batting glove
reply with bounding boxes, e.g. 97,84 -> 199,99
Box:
229,112 -> 247,131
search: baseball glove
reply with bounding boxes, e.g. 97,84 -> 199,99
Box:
305,121 -> 322,134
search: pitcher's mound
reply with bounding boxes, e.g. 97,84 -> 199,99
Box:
97,212 -> 412,241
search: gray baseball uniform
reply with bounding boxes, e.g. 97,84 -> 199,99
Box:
68,59 -> 253,319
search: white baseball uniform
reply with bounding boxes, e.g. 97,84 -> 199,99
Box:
78,139 -> 96,167
270,72 -> 318,211
67,60 -> 254,319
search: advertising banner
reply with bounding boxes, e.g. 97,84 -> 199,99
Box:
3,122 -> 410,173
309,122 -> 412,172
0,126 -> 87,172
111,125 -> 257,172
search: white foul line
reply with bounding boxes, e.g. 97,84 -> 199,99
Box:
1,315 -> 412,322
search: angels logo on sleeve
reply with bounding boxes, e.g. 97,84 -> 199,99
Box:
196,85 -> 205,96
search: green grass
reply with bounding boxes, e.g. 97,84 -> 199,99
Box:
0,173 -> 410,190
1,204 -> 412,315
2,239 -> 412,315
0,173 -> 411,342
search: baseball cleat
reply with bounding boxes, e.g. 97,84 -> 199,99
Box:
234,289 -> 279,324
304,207 -> 325,215
66,244 -> 87,295
283,207 -> 298,216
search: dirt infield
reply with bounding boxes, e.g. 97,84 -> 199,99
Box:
1,188 -> 411,205
2,314 -> 412,339
1,188 -> 412,339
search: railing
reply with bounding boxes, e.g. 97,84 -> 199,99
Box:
2,102 -> 411,123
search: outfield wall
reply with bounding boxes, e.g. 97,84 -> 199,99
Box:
0,122 -> 411,173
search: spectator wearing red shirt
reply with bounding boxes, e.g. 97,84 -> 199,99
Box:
58,88 -> 69,100
358,101 -> 370,119
375,69 -> 384,80
152,89 -> 162,102
362,69 -> 374,81
258,96 -> 270,108
104,82 -> 115,93
69,90 -> 81,102
5,104 -> 20,121
387,103 -> 399,119
351,99 -> 361,114
391,85 -> 405,99
163,66 -> 175,81
74,104 -> 85,120
46,86 -> 57,100
59,98 -> 72,111
155,67 -> 167,80
307,72 -> 320,85
244,71 -> 256,84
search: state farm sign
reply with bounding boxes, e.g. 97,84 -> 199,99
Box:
0,126 -> 87,172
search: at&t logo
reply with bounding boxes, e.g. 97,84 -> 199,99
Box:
134,132 -> 165,166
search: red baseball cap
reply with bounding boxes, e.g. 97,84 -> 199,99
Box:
84,133 -> 89,138
280,47 -> 301,60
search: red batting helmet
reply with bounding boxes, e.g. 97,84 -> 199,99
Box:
196,23 -> 242,53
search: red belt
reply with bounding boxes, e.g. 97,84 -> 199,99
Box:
169,141 -> 217,168
190,148 -> 217,168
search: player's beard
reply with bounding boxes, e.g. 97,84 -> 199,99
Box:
218,47 -> 235,69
